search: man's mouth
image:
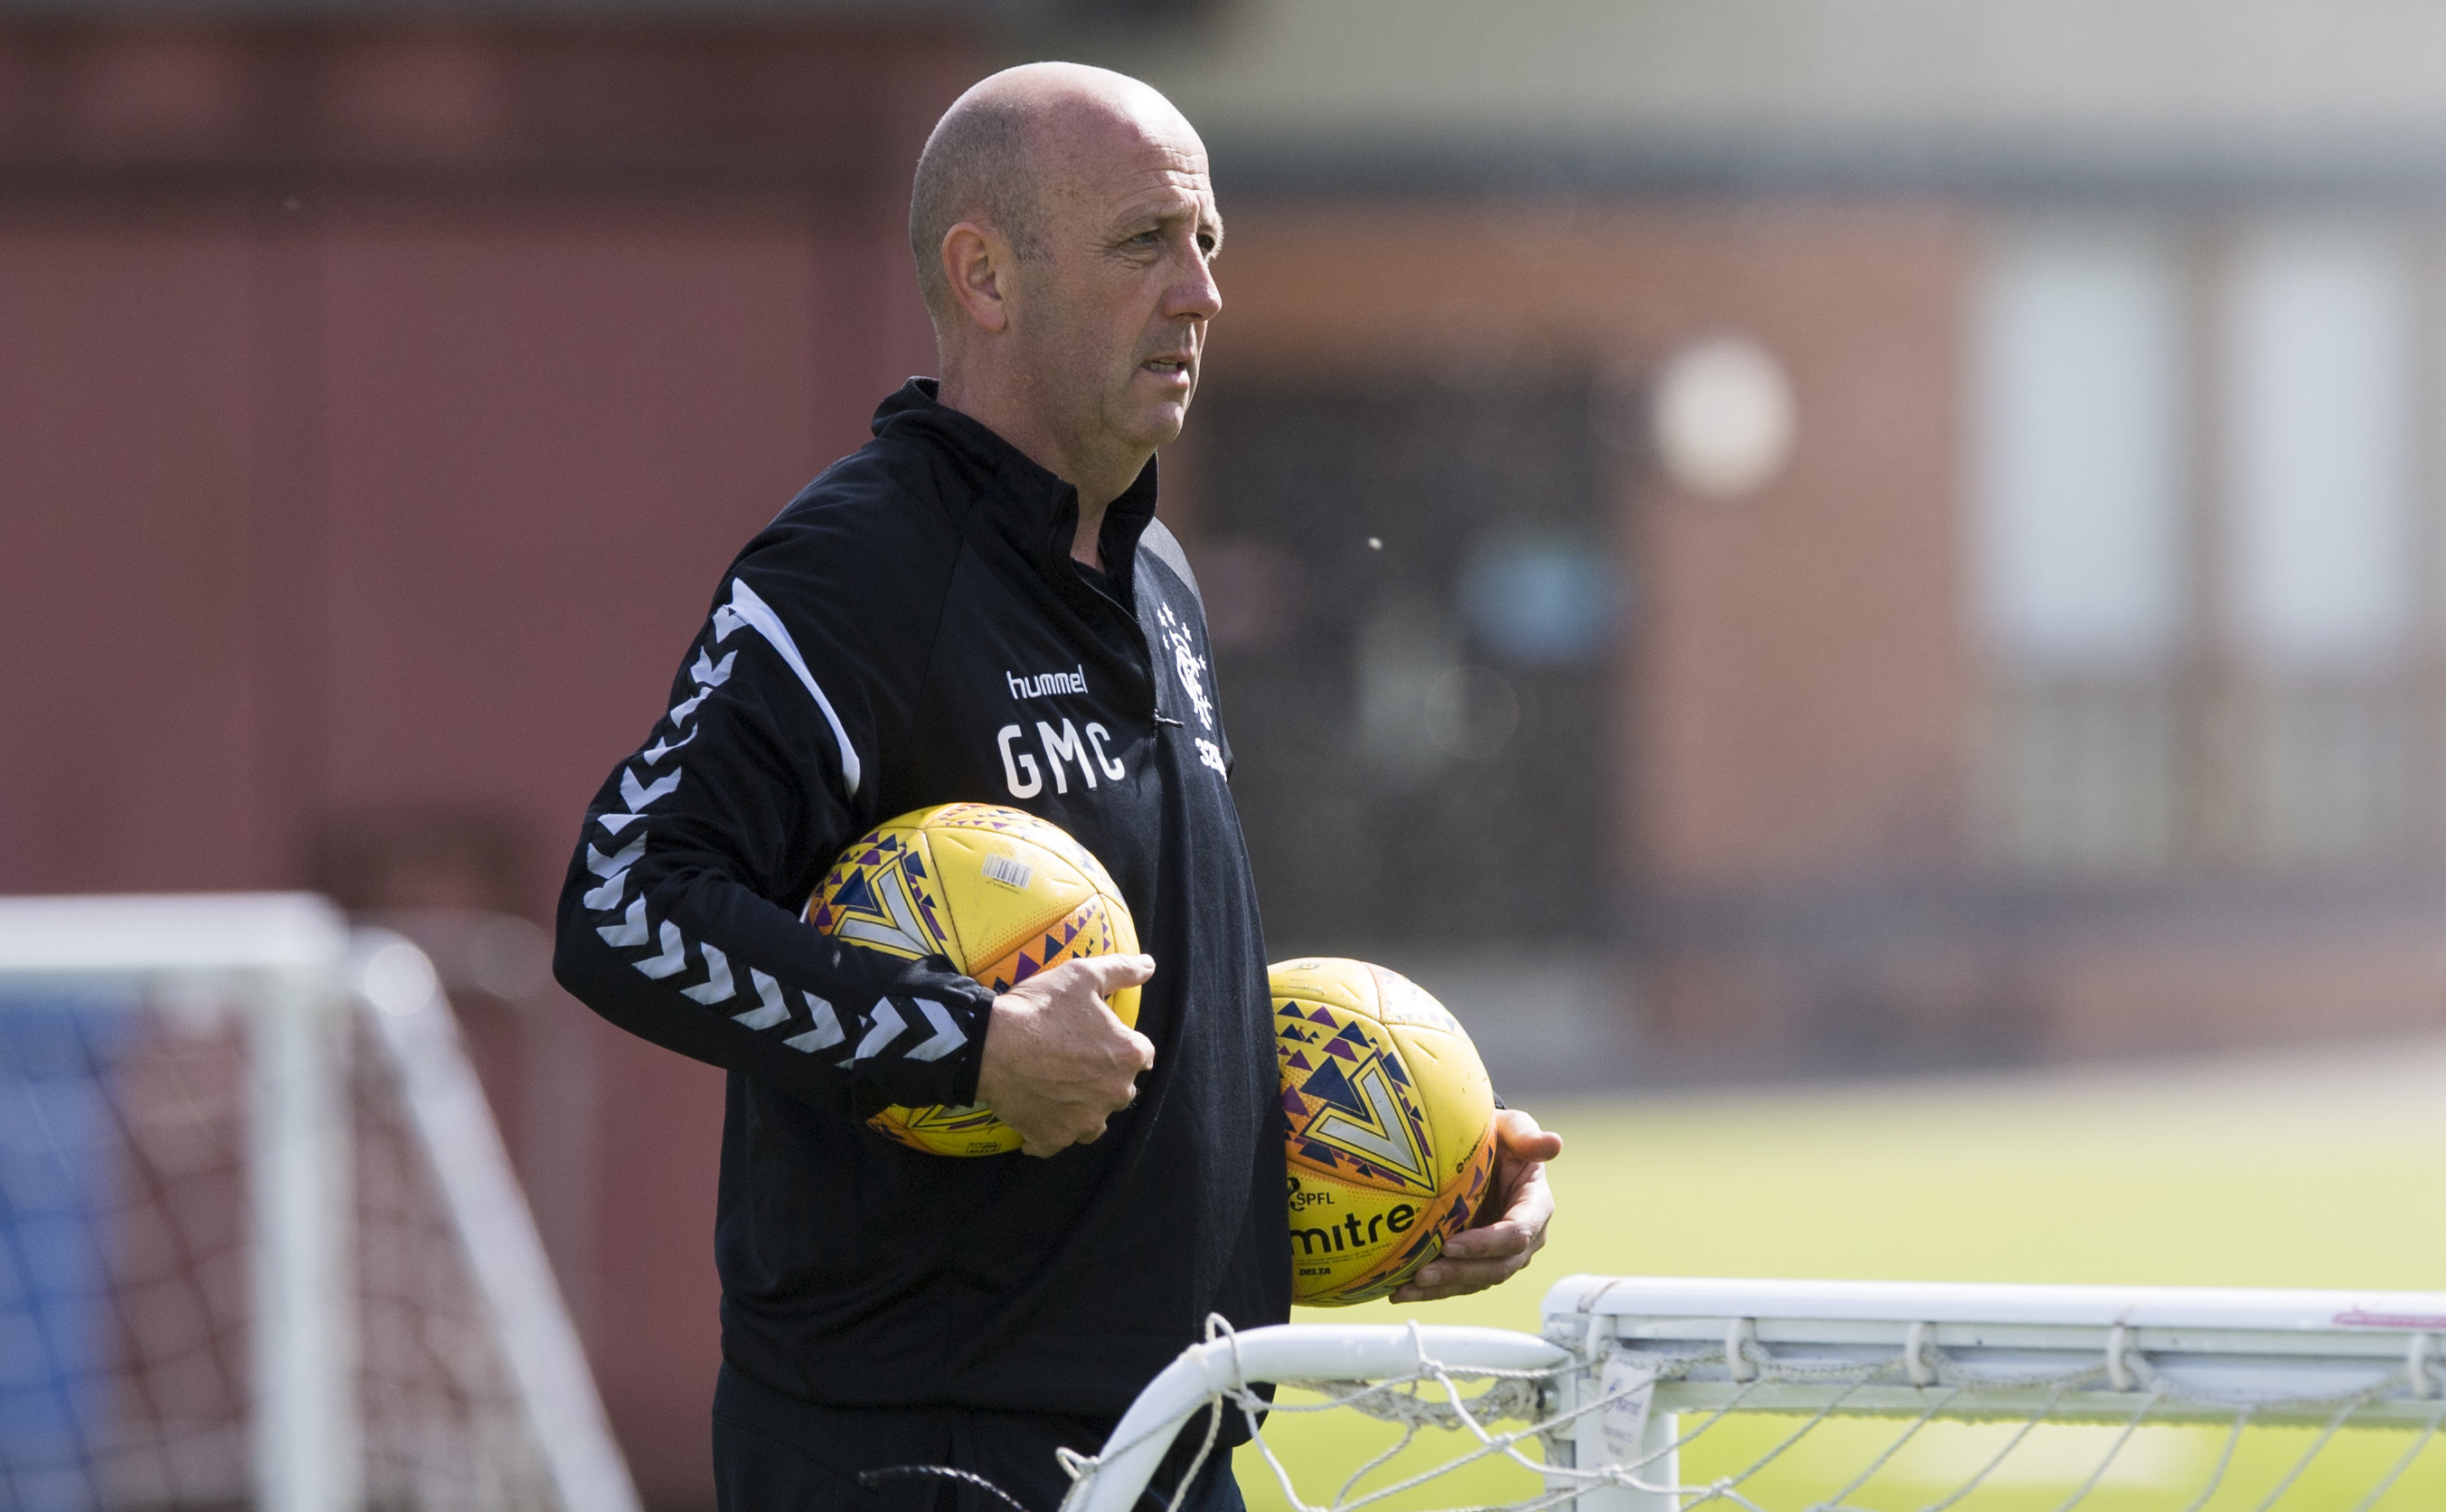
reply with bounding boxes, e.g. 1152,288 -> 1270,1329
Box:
1142,355 -> 1194,378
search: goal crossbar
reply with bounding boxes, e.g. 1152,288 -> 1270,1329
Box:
1546,1273 -> 2446,1429
0,890 -> 348,978
1546,1274 -> 2446,1512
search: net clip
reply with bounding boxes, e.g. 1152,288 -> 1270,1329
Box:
2412,1332 -> 2438,1400
2106,1323 -> 2137,1392
1904,1321 -> 1936,1387
1726,1318 -> 1757,1383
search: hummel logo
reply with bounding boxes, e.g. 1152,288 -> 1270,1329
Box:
1007,666 -> 1088,699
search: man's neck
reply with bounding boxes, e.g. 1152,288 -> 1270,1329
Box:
1071,502 -> 1108,572
936,370 -> 1145,570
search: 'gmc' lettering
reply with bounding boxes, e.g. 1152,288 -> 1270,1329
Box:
1085,722 -> 1127,780
996,724 -> 1043,799
1037,719 -> 1096,793
999,719 -> 1127,799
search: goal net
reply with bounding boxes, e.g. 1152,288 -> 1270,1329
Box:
0,892 -> 640,1512
1058,1276 -> 2446,1512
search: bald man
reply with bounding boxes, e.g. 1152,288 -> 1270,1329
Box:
553,62 -> 1557,1512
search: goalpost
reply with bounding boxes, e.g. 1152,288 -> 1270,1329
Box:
0,892 -> 640,1512
1059,1277 -> 2446,1512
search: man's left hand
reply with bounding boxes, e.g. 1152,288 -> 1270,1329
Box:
1390,1108 -> 1563,1303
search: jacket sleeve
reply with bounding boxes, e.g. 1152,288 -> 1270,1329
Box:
551,556 -> 994,1120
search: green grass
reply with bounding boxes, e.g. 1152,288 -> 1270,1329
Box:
1229,1054 -> 2446,1510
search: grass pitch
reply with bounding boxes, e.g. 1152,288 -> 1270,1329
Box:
1232,1037 -> 2446,1510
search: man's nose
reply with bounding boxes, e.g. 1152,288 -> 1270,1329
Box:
1167,249 -> 1221,322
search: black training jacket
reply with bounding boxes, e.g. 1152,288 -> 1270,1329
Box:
552,379 -> 1289,1419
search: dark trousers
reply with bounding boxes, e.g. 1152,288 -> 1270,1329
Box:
713,1365 -> 1250,1512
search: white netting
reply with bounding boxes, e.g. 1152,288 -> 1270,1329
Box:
0,904 -> 635,1512
1054,1309 -> 2446,1512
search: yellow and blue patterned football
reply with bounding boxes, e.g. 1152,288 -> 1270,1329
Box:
1273,959 -> 1497,1305
805,803 -> 1138,1156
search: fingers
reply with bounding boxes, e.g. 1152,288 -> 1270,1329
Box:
1392,1214 -> 1550,1300
1391,1244 -> 1539,1302
975,958 -> 1157,1157
1493,1107 -> 1564,1162
1062,955 -> 1155,1073
1072,952 -> 1156,995
1020,956 -> 1157,1072
1012,1104 -> 1118,1158
1438,1216 -> 1540,1261
1387,1129 -> 1559,1300
1437,1180 -> 1554,1268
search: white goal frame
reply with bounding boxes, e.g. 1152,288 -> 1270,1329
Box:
0,892 -> 640,1512
1544,1273 -> 2446,1511
1061,1275 -> 2446,1512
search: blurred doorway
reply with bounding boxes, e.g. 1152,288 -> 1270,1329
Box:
1193,377 -> 1629,1086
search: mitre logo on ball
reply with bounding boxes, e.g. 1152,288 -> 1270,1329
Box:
1272,958 -> 1497,1305
806,802 -> 1139,1157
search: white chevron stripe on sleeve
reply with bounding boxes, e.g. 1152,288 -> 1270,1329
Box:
690,647 -> 737,687
596,897 -> 649,947
681,941 -> 735,1004
598,811 -> 647,836
722,576 -> 863,798
634,921 -> 690,979
668,687 -> 712,726
587,839 -> 645,877
850,1000 -> 904,1063
785,994 -> 844,1054
904,999 -> 967,1063
743,969 -> 788,1022
641,728 -> 697,765
732,968 -> 791,1031
581,870 -> 629,912
713,603 -> 746,642
619,767 -> 682,812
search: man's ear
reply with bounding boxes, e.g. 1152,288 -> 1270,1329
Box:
941,222 -> 1012,335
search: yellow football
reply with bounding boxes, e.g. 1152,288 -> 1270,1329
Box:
1273,958 -> 1497,1305
805,803 -> 1138,1156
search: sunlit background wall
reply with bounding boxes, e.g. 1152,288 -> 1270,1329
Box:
8,0 -> 2446,1503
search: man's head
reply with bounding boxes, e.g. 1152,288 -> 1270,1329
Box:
911,63 -> 1223,507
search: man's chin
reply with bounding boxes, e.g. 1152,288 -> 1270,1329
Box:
1122,404 -> 1189,454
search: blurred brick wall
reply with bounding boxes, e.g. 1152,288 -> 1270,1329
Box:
0,24 -> 979,1508
1185,199 -> 1974,874
1187,197 -> 2446,1075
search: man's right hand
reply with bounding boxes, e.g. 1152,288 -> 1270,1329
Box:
974,953 -> 1157,1157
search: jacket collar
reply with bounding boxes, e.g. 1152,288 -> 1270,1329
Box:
872,378 -> 1158,603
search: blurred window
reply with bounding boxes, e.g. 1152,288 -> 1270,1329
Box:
1974,228 -> 2187,871
1974,227 -> 2186,671
1975,219 -> 2441,875
2216,228 -> 2424,862
2222,228 -> 2419,669
1194,377 -> 1612,952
